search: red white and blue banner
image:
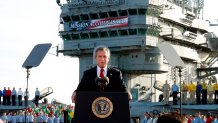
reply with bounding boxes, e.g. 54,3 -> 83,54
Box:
70,16 -> 128,31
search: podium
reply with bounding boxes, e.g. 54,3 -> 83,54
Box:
73,92 -> 130,123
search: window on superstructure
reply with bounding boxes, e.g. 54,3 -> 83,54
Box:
146,8 -> 160,17
71,34 -> 80,40
146,28 -> 152,35
71,15 -> 80,21
62,16 -> 71,22
128,9 -> 137,15
99,31 -> 109,38
62,34 -> 71,41
153,9 -> 160,17
99,12 -> 108,18
90,32 -> 99,38
138,8 -> 147,15
147,27 -> 159,36
128,29 -> 137,35
138,28 -> 147,35
118,10 -> 128,16
108,30 -> 118,37
145,53 -> 160,63
109,11 -> 118,17
187,29 -> 197,34
80,33 -> 89,39
146,8 -> 152,16
118,30 -> 128,36
80,14 -> 89,20
90,13 -> 99,19
154,30 -> 160,36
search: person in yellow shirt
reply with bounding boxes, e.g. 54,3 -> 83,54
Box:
207,81 -> 214,104
181,81 -> 188,104
201,80 -> 208,104
213,81 -> 218,104
188,80 -> 196,104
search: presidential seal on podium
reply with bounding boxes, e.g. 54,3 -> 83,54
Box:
92,97 -> 113,118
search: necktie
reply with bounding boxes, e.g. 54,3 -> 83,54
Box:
100,69 -> 104,78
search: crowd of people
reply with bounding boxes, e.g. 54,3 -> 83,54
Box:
0,87 -> 40,107
0,103 -> 74,123
141,111 -> 218,123
162,80 -> 218,105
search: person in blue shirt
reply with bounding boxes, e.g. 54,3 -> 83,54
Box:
49,113 -> 55,123
0,89 -> 3,105
1,112 -> 8,123
11,112 -> 17,123
2,87 -> 7,105
7,112 -> 12,123
48,116 -> 54,123
141,112 -> 148,123
42,113 -> 48,123
172,80 -> 179,105
192,112 -> 202,123
196,81 -> 202,104
37,112 -> 43,123
35,88 -> 40,107
16,111 -> 25,123
212,115 -> 218,123
200,115 -> 205,123
54,114 -> 60,123
12,87 -> 17,106
28,112 -> 34,123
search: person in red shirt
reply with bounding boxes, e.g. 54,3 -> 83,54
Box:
206,112 -> 213,123
6,87 -> 12,105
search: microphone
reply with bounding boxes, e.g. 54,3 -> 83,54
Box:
95,77 -> 109,92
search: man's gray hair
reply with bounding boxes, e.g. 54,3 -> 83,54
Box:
93,45 -> 111,59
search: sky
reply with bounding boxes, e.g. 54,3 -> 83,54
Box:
203,0 -> 218,34
0,0 -> 217,105
0,0 -> 79,105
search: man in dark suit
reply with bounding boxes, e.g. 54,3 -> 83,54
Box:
76,66 -> 127,92
71,45 -> 132,102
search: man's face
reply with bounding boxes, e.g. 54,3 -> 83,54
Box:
95,50 -> 109,68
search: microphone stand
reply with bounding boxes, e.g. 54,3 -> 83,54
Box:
99,80 -> 105,92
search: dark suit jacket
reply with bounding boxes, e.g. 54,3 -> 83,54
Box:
76,66 -> 127,92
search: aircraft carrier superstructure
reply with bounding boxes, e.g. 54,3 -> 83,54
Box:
56,0 -> 218,121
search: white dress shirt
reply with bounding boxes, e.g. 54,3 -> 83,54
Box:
97,66 -> 107,77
